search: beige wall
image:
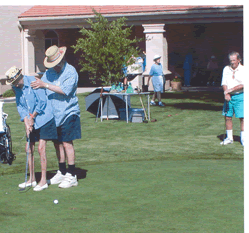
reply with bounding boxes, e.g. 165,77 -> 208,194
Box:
0,5 -> 33,94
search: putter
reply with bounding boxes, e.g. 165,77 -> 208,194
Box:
19,137 -> 30,191
222,100 -> 229,144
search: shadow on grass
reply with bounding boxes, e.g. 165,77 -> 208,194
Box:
217,134 -> 241,143
161,91 -> 223,101
35,167 -> 88,182
154,102 -> 222,111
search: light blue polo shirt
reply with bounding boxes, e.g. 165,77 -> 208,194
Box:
41,62 -> 80,127
13,76 -> 54,129
149,63 -> 164,77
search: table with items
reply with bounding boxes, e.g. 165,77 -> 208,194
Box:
98,92 -> 151,123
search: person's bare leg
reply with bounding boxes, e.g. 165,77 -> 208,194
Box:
123,77 -> 128,91
152,92 -> 157,102
26,141 -> 36,183
240,118 -> 244,131
63,141 -> 75,165
225,117 -> 233,130
37,139 -> 47,186
157,91 -> 161,102
53,142 -> 66,163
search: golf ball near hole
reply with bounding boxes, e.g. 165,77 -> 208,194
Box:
54,199 -> 58,204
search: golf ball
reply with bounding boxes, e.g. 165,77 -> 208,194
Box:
53,199 -> 58,204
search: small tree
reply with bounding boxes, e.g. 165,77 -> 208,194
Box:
73,9 -> 142,85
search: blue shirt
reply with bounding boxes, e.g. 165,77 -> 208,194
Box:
142,57 -> 146,72
149,63 -> 164,77
13,76 -> 54,129
41,62 -> 80,127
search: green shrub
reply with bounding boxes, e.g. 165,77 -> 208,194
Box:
2,89 -> 15,98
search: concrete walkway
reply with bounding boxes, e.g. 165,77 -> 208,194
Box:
0,86 -> 223,104
77,86 -> 223,94
77,87 -> 96,94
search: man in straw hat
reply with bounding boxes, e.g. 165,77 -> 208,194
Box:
5,66 -> 58,191
31,45 -> 81,188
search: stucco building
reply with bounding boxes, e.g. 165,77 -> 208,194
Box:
0,5 -> 243,93
0,5 -> 33,94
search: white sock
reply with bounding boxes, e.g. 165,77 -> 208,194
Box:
226,130 -> 233,140
241,131 -> 244,141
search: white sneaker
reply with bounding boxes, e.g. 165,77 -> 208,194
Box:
18,181 -> 37,188
58,173 -> 78,188
241,139 -> 244,146
220,138 -> 234,145
150,101 -> 156,106
158,102 -> 165,106
50,170 -> 65,185
33,183 -> 48,191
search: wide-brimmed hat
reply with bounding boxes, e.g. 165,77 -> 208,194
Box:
44,45 -> 67,68
5,66 -> 22,85
153,55 -> 161,61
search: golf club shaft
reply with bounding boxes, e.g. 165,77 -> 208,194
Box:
19,137 -> 30,191
139,95 -> 148,120
222,100 -> 229,143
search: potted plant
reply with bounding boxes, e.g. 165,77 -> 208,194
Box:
171,76 -> 182,91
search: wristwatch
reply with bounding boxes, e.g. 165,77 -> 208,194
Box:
45,83 -> 49,89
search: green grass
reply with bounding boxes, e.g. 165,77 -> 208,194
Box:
0,91 -> 243,232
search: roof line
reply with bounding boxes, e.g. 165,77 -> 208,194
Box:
18,7 -> 243,22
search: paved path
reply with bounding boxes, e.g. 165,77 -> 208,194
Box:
78,86 -> 223,94
0,86 -> 223,104
77,87 -> 96,94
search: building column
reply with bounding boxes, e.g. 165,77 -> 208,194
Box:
142,24 -> 171,91
22,29 -> 36,76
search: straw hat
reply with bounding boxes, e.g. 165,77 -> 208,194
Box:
5,66 -> 22,85
44,45 -> 67,68
153,55 -> 161,61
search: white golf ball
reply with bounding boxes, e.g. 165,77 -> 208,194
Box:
53,199 -> 58,204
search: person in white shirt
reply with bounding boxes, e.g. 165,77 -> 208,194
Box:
220,51 -> 244,146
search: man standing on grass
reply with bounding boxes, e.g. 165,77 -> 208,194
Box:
220,51 -> 244,146
31,45 -> 81,188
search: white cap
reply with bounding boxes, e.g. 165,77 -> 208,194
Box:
153,55 -> 161,61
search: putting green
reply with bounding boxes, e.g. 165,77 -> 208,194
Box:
0,159 -> 243,233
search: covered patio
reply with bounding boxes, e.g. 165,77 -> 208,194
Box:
17,5 -> 243,90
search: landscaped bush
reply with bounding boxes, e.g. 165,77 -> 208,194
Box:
2,89 -> 15,98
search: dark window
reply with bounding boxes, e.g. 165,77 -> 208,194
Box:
45,30 -> 58,50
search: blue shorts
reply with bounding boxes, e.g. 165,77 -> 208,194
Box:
29,118 -> 58,142
54,115 -> 81,142
222,93 -> 244,118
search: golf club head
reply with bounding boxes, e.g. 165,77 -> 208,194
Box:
18,186 -> 29,192
47,179 -> 51,185
19,187 -> 26,192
